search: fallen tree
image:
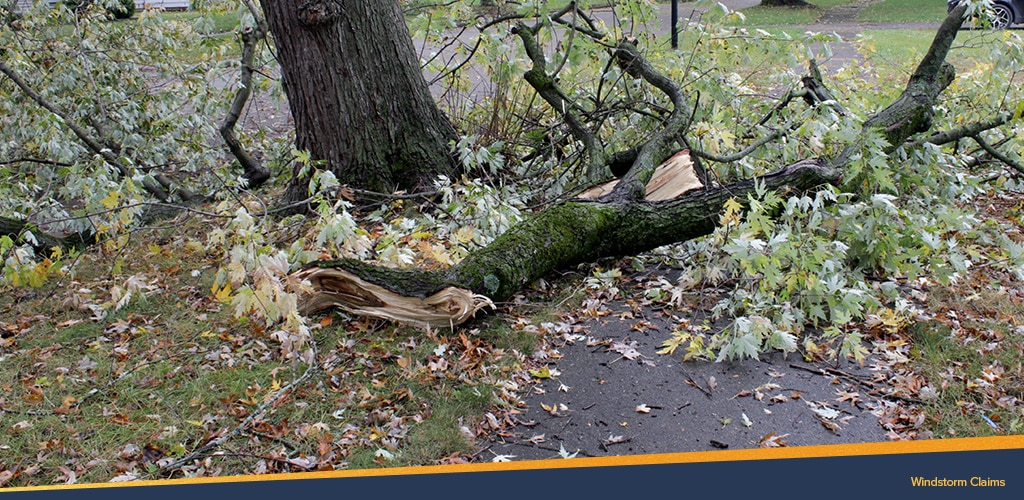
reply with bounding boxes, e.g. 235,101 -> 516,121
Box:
292,4 -> 982,326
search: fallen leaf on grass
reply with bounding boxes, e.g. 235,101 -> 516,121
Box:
56,466 -> 76,485
9,420 -> 32,433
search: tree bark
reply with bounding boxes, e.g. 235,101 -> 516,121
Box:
0,216 -> 95,254
262,0 -> 459,206
760,0 -> 814,7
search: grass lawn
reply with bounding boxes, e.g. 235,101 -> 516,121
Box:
858,0 -> 949,23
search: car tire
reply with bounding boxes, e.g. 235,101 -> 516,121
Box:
991,4 -> 1013,29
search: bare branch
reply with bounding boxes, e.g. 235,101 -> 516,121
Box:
972,134 -> 1024,175
512,21 -> 606,179
218,0 -> 272,188
608,39 -> 693,201
912,111 -> 1015,147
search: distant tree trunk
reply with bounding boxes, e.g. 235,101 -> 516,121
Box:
262,0 -> 459,206
760,0 -> 813,7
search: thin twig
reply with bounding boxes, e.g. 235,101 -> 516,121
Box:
159,351 -> 319,473
972,134 -> 1024,175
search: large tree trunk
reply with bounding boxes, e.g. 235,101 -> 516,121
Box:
262,0 -> 459,204
760,0 -> 814,7
293,4 -> 971,327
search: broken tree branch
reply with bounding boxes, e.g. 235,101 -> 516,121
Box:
292,3 -> 973,329
609,39 -> 694,201
218,0 -> 272,189
513,21 -> 607,180
911,110 -> 1016,148
972,134 -> 1024,175
0,58 -> 190,202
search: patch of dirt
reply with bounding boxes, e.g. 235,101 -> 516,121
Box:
816,0 -> 883,24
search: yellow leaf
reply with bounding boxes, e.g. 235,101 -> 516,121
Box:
99,191 -> 120,209
720,197 -> 743,227
529,366 -> 551,379
454,226 -> 476,244
213,283 -> 233,304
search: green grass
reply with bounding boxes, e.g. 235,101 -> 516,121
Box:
0,213 -> 539,485
858,0 -> 948,23
728,0 -> 858,26
910,288 -> 1024,438
860,28 -> 1007,68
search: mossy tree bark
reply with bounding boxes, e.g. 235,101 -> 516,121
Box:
0,216 -> 94,254
295,4 -> 973,326
262,0 -> 459,206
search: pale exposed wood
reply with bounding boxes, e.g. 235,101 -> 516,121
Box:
576,150 -> 702,201
293,267 -> 494,328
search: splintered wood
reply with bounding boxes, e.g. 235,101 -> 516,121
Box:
576,150 -> 702,201
292,267 -> 493,328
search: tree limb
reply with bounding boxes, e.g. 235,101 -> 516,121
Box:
912,110 -> 1015,148
512,21 -> 607,180
972,134 -> 1024,175
608,39 -> 693,201
292,1 -> 976,329
0,216 -> 96,254
0,59 -> 186,202
0,60 -> 131,179
218,3 -> 272,188
219,23 -> 272,189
